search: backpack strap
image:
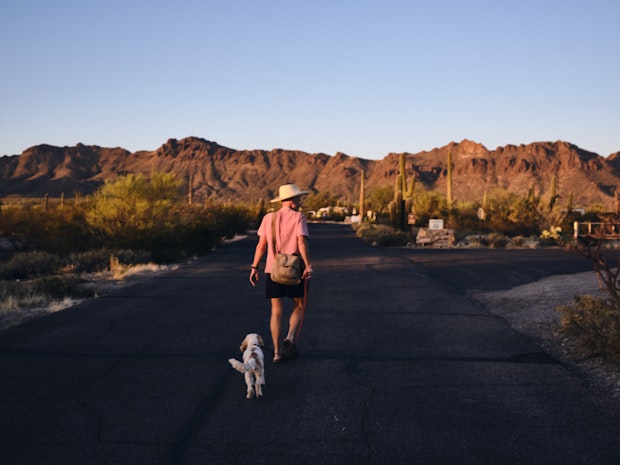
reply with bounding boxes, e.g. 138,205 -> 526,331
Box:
270,211 -> 279,258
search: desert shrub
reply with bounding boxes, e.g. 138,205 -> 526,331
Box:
412,190 -> 450,227
368,185 -> 395,218
355,224 -> 408,246
30,276 -> 95,300
462,234 -> 488,247
0,251 -> 62,280
69,249 -> 153,273
449,201 -> 481,231
0,202 -> 99,254
172,203 -> 251,260
176,216 -> 220,259
69,249 -> 116,273
0,286 -> 47,312
0,280 -> 32,302
84,172 -> 184,254
207,203 -> 253,240
483,189 -> 539,236
487,232 -> 511,248
83,174 -> 253,262
33,207 -> 98,253
0,276 -> 94,312
303,191 -> 342,214
557,295 -> 620,363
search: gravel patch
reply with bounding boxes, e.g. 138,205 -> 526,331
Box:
472,271 -> 620,402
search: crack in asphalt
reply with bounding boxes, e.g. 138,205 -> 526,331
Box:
164,370 -> 234,465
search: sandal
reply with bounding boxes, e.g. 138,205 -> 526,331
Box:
273,353 -> 283,363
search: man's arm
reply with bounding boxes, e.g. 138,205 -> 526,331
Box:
250,235 -> 268,286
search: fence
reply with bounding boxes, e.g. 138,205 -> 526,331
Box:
573,222 -> 620,240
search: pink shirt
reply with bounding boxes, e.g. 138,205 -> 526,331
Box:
258,206 -> 309,273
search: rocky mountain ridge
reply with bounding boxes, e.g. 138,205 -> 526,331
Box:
1,137 -> 620,209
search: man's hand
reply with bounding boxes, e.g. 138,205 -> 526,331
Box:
249,269 -> 259,286
302,266 -> 313,280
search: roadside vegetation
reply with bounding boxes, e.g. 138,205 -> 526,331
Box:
0,173 -> 256,319
2,172 -> 620,364
350,185 -> 598,249
345,182 -> 620,365
557,239 -> 620,363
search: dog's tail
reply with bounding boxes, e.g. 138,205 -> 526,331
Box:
228,358 -> 257,373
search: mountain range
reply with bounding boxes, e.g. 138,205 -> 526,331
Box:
1,137 -> 620,209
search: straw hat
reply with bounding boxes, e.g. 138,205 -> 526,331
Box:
270,183 -> 310,203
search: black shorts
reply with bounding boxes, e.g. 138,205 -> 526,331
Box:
265,274 -> 305,299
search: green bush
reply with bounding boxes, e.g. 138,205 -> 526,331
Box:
0,276 -> 95,311
69,249 -> 153,273
83,174 -> 253,262
354,224 -> 409,246
30,276 -> 96,300
557,295 -> 620,363
487,232 -> 511,248
0,202 -> 99,254
0,251 -> 62,280
0,280 -> 32,301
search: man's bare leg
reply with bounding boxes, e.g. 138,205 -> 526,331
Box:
285,296 -> 305,343
270,298 -> 284,361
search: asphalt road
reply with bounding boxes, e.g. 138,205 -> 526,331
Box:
1,223 -> 619,465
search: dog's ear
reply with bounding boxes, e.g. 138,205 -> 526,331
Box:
240,339 -> 248,352
257,335 -> 264,347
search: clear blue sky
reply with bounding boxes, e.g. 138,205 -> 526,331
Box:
1,0 -> 618,159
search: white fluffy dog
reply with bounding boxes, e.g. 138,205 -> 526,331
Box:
228,333 -> 265,399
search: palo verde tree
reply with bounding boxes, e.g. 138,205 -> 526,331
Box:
369,184 -> 394,218
483,188 -> 539,236
84,172 -> 185,260
303,191 -> 341,214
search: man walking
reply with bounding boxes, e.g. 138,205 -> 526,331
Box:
249,184 -> 313,363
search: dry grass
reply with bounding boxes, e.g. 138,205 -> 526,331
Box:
0,262 -> 177,331
0,294 -> 47,313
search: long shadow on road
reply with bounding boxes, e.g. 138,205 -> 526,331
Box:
0,223 -> 618,465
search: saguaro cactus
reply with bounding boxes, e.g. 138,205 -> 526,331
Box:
548,175 -> 559,211
446,150 -> 454,210
359,169 -> 366,220
390,153 -> 416,230
187,173 -> 194,206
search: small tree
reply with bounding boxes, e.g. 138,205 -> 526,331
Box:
484,188 -> 538,236
85,172 -> 184,259
412,189 -> 449,227
369,185 -> 394,218
303,191 -> 341,214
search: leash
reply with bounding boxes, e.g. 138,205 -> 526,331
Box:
294,277 -> 309,341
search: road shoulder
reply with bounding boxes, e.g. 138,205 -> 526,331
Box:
472,271 -> 620,402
